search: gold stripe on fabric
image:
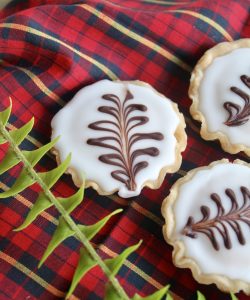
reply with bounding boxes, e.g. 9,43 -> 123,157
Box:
169,9 -> 233,41
184,115 -> 201,134
0,23 -> 117,80
142,0 -> 189,5
7,124 -> 42,147
0,181 -> 57,225
79,4 -> 192,72
0,252 -> 79,300
132,202 -> 163,225
0,59 -> 64,106
16,67 -> 64,106
106,194 -> 129,206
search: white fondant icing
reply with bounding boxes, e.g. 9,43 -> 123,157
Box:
51,80 -> 182,198
199,48 -> 250,146
173,162 -> 250,281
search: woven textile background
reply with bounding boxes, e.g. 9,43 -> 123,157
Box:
0,0 -> 249,299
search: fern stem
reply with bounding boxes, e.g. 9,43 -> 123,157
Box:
0,123 -> 130,300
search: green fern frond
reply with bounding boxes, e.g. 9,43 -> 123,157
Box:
0,149 -> 20,175
103,241 -> 143,299
105,283 -> 123,300
166,292 -> 174,300
15,192 -> 52,231
66,247 -> 98,298
0,99 -> 12,126
39,217 -> 75,267
9,117 -> 34,145
78,208 -> 122,240
23,136 -> 59,166
0,168 -> 35,198
0,99 -> 12,145
39,208 -> 122,270
105,240 -> 142,277
0,137 -> 60,179
38,154 -> 71,188
197,291 -> 206,300
16,182 -> 86,232
132,285 -> 170,300
230,293 -> 238,300
59,186 -> 85,213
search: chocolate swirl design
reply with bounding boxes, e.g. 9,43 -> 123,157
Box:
224,75 -> 250,126
182,186 -> 250,251
87,89 -> 164,191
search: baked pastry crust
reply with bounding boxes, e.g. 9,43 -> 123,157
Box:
51,80 -> 187,198
162,159 -> 250,294
189,39 -> 250,156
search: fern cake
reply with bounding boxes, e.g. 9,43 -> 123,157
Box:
161,159 -> 250,294
51,80 -> 187,198
189,39 -> 250,156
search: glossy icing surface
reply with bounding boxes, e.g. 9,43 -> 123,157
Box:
199,48 -> 250,146
51,80 -> 181,198
173,162 -> 250,281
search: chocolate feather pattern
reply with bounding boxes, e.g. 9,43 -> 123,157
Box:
182,186 -> 250,250
87,89 -> 164,191
224,75 -> 250,126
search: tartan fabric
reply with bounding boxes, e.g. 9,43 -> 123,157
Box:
0,0 -> 249,299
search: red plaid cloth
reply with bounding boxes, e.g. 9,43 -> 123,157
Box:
0,1 -> 249,299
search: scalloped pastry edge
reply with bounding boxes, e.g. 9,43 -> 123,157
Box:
189,39 -> 250,156
161,159 -> 250,294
